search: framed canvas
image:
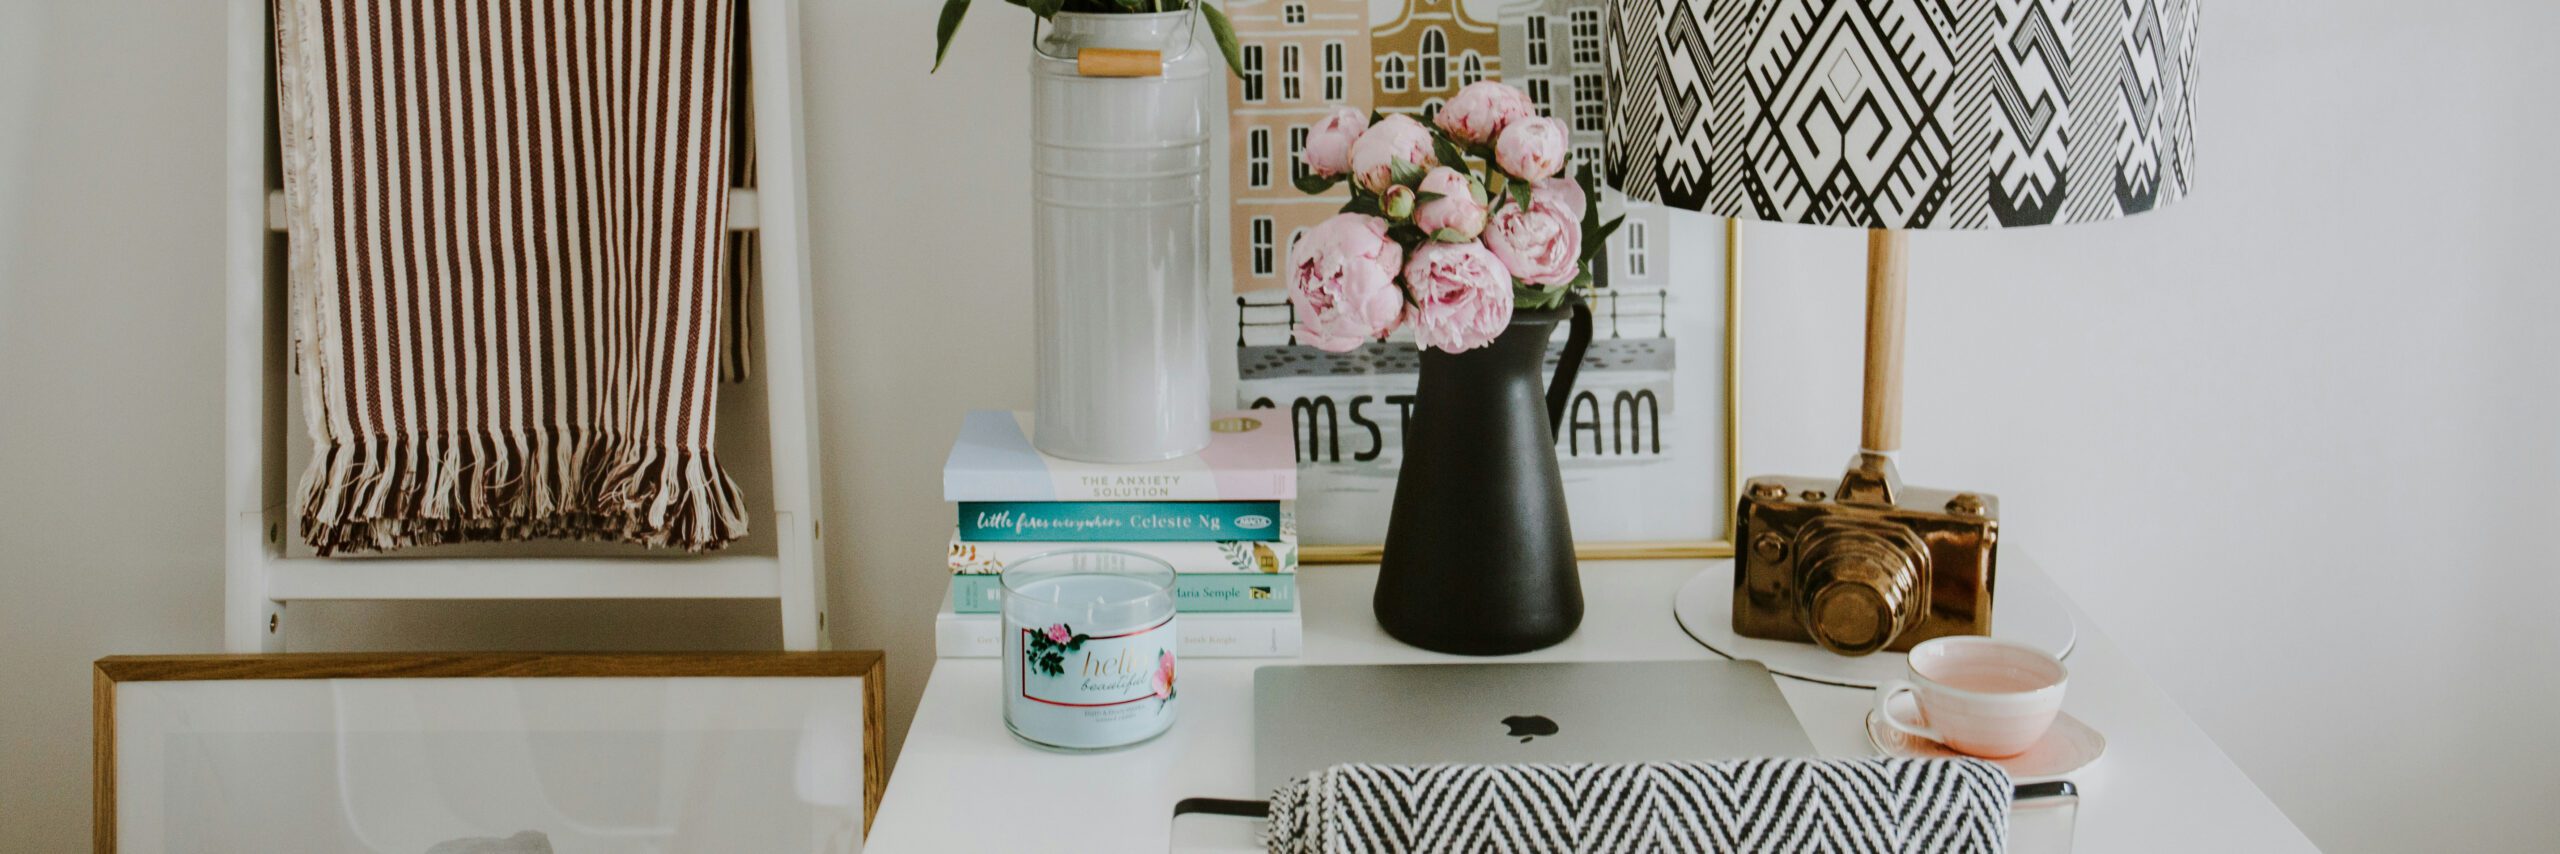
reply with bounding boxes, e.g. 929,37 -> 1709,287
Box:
94,652 -> 884,854
1217,0 -> 1740,562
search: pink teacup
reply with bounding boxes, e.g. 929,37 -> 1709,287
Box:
1874,635 -> 2067,759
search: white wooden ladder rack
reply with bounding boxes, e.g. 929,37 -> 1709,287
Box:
223,0 -> 828,652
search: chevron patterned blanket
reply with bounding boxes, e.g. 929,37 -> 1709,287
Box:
1264,758 -> 2013,853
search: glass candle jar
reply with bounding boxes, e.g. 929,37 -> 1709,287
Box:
1001,549 -> 1179,751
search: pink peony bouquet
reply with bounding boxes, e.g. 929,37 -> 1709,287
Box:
1285,83 -> 1621,354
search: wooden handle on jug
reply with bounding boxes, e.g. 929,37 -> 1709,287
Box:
1077,48 -> 1163,78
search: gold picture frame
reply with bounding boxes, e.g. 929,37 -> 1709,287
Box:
94,652 -> 887,853
1297,220 -> 1743,564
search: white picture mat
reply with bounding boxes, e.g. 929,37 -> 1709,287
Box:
114,677 -> 866,854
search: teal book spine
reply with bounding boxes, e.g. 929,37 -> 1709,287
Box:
957,501 -> 1283,542
950,573 -> 1296,614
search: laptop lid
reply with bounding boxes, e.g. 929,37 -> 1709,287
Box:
1253,660 -> 1816,794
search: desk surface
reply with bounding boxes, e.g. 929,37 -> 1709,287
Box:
867,556 -> 2315,853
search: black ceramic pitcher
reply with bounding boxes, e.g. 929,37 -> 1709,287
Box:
1374,296 -> 1594,655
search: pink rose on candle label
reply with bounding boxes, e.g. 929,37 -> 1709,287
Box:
1288,213 -> 1407,352
1435,81 -> 1535,146
1300,106 -> 1368,179
1482,182 -> 1583,286
1414,167 -> 1489,241
1349,114 -> 1438,195
1402,241 -> 1516,353
1494,116 -> 1568,182
1151,650 -> 1176,702
1044,624 -> 1073,645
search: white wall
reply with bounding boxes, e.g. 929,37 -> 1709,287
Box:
3,1 -> 2556,851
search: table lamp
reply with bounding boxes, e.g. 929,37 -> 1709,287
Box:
1604,0 -> 2197,656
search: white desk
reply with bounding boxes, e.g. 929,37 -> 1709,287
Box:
868,556 -> 2315,852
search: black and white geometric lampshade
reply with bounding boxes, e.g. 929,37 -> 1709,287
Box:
1605,0 -> 2197,228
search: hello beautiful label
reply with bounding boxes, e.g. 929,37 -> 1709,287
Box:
1016,615 -> 1178,708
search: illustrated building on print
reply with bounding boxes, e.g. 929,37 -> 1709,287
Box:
1499,0 -> 1666,292
1370,0 -> 1500,119
1226,0 -> 1373,293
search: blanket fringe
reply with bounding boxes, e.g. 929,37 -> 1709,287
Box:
296,429 -> 747,555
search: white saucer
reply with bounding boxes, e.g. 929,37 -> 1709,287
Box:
1671,564 -> 2076,688
1865,692 -> 2105,783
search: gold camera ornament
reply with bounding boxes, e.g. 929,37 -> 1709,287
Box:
1732,452 -> 1997,656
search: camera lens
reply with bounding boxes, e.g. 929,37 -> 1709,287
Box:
1795,521 -> 1930,656
1812,583 -> 1891,651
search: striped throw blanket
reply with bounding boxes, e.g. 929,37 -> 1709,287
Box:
272,0 -> 748,553
1265,759 -> 2013,853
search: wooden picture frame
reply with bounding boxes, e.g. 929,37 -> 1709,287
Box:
95,652 -> 885,854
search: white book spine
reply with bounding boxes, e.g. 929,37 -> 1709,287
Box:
936,610 -> 1303,659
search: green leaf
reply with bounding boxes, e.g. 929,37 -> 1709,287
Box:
1583,214 -> 1623,265
1387,222 -> 1427,245
1508,179 -> 1533,211
1341,194 -> 1382,217
1293,172 -> 1340,195
1199,3 -> 1249,81
1468,175 -> 1490,206
932,0 -> 972,72
1594,213 -> 1626,244
1431,227 -> 1469,242
1415,190 -> 1446,204
1431,135 -> 1468,173
1028,0 -> 1066,19
1515,284 -> 1566,310
1389,156 -> 1426,188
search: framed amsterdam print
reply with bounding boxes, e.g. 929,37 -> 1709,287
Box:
95,652 -> 884,854
1217,0 -> 1740,562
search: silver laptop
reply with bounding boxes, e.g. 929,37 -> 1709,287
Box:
1253,660 -> 1816,793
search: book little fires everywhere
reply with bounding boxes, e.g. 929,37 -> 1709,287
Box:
958,501 -> 1283,542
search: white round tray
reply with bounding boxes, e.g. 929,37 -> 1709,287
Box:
1671,564 -> 2076,688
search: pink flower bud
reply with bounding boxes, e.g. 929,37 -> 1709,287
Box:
1349,114 -> 1438,195
1299,106 -> 1368,179
1413,167 -> 1489,241
1381,184 -> 1417,220
1482,182 -> 1583,286
1494,116 -> 1568,182
1435,81 -> 1535,146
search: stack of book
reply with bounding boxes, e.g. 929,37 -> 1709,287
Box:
935,410 -> 1303,658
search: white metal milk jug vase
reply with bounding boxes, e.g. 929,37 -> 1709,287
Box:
1028,10 -> 1215,463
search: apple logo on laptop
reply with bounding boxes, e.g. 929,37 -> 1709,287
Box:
1501,714 -> 1559,743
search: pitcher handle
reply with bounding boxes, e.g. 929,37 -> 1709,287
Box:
1545,297 -> 1593,435
1029,4 -> 1204,66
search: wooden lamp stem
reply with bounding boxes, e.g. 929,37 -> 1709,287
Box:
1862,229 -> 1907,454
